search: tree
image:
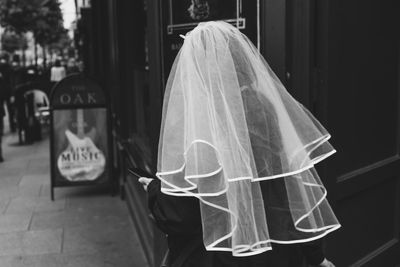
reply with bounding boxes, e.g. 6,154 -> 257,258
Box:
1,30 -> 28,54
0,0 -> 65,66
32,0 -> 66,67
33,0 -> 65,46
0,0 -> 44,33
48,30 -> 73,55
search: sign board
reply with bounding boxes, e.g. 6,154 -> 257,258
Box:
49,74 -> 112,199
160,0 -> 260,85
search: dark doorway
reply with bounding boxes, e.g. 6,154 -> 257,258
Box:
263,0 -> 400,265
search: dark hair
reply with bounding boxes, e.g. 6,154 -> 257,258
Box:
55,60 -> 61,67
188,0 -> 210,20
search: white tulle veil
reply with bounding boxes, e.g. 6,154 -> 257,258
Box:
157,21 -> 340,256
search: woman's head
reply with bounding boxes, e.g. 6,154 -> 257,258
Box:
182,21 -> 258,91
159,21 -> 339,256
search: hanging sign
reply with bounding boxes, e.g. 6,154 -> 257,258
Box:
49,74 -> 112,200
160,0 -> 260,85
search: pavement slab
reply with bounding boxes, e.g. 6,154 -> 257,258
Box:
19,175 -> 50,187
30,207 -> 129,231
62,222 -> 134,255
0,185 -> 41,200
66,195 -> 127,212
0,252 -> 141,267
0,176 -> 22,188
0,187 -> 19,201
0,213 -> 32,234
0,198 -> 10,214
0,229 -> 63,257
17,184 -> 42,198
6,197 -> 66,214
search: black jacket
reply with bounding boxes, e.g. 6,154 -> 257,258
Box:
147,179 -> 325,267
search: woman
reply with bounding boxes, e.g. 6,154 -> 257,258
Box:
50,60 -> 66,83
140,21 -> 339,267
0,69 -> 6,161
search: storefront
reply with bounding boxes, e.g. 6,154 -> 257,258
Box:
75,0 -> 400,266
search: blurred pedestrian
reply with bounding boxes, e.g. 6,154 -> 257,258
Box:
9,56 -> 24,132
24,65 -> 38,83
66,58 -> 80,74
10,55 -> 23,87
50,60 -> 66,84
0,67 -> 7,162
14,83 -> 28,144
139,21 -> 339,267
0,56 -> 15,133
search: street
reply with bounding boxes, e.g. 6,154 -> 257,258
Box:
0,131 -> 148,267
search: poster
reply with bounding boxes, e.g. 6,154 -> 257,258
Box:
53,108 -> 108,184
166,0 -> 244,34
161,0 -> 259,85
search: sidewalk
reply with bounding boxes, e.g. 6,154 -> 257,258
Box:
0,132 -> 148,267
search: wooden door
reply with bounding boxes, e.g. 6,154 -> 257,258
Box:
313,0 -> 400,266
264,0 -> 400,265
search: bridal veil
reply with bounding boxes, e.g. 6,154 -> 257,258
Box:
157,21 -> 340,256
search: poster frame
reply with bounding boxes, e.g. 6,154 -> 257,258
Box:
160,0 -> 261,88
49,74 -> 114,200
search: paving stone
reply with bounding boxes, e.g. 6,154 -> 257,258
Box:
21,229 -> 63,255
6,197 -> 66,214
17,184 -> 42,198
0,252 -> 144,267
25,167 -> 50,176
0,176 -> 22,188
0,229 -> 62,257
63,223 -> 136,256
39,184 -> 52,198
28,158 -> 49,168
0,198 -> 10,214
19,175 -> 50,186
0,184 -> 41,199
0,213 -> 32,234
0,158 -> 29,172
0,187 -> 19,200
30,208 -> 129,231
0,255 -> 14,267
40,184 -> 111,200
0,169 -> 23,181
66,195 -> 127,213
26,159 -> 50,174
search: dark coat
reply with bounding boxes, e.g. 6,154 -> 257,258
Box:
147,179 -> 325,267
0,76 -> 7,117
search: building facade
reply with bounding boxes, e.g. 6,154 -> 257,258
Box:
75,1 -> 400,266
